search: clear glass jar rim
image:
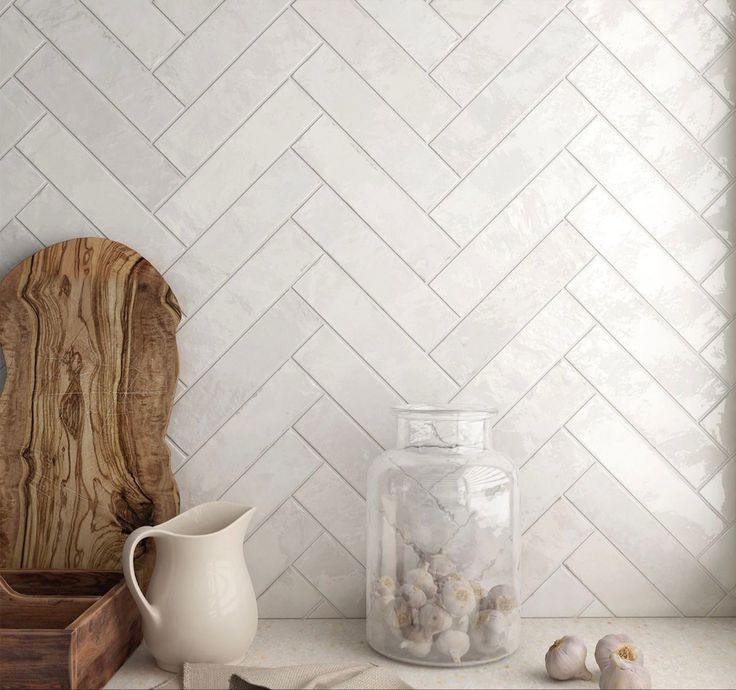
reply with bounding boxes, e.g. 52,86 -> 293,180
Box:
393,404 -> 497,420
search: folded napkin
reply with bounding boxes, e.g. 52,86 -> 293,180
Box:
181,662 -> 413,690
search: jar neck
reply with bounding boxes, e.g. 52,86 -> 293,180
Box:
396,415 -> 491,451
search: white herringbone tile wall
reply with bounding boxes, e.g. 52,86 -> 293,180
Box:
0,0 -> 734,618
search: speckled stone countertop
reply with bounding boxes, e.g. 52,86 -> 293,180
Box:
106,618 -> 736,690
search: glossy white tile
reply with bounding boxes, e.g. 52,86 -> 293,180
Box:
700,459 -> 736,523
432,152 -> 594,313
569,118 -> 728,280
295,464 -> 366,564
519,430 -> 594,532
157,11 -> 318,175
432,0 -> 567,104
177,222 -> 319,384
0,8 -> 43,84
223,431 -> 322,529
294,117 -> 457,281
455,291 -> 593,418
294,327 -> 401,450
18,0 -> 181,138
295,46 -> 457,210
18,117 -> 182,271
433,11 -> 595,175
565,532 -> 680,616
0,79 -> 42,155
701,388 -> 736,455
295,186 -> 456,350
169,292 -> 320,453
495,362 -> 593,467
704,184 -> 735,246
568,257 -> 727,418
81,0 -> 181,69
356,0 -> 458,70
432,222 -> 595,383
16,183 -> 99,246
570,48 -> 729,211
295,256 -> 457,402
293,0 -> 458,139
631,0 -> 731,71
699,524 -> 736,590
569,187 -> 727,348
520,499 -> 593,601
18,45 -> 183,210
705,113 -> 735,175
257,568 -> 323,619
174,360 -> 321,507
295,533 -> 366,617
568,396 -> 725,555
521,567 -> 593,617
157,81 -> 319,245
705,43 -> 735,106
568,465 -> 725,615
431,82 -> 594,245
0,218 -> 42,280
164,151 -> 319,316
568,327 -> 727,486
701,319 -> 736,386
246,499 -> 322,596
154,0 -> 290,104
0,149 -> 43,228
570,0 -> 729,139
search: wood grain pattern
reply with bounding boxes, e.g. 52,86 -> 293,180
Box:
0,238 -> 180,573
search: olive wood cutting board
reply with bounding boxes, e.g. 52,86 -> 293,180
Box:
0,237 -> 180,575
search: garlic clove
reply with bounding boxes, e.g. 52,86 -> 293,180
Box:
482,584 -> 518,614
374,575 -> 397,598
435,630 -> 470,664
469,609 -> 507,656
399,629 -> 432,659
399,583 -> 427,609
405,564 -> 438,599
428,554 -> 457,578
545,635 -> 593,681
417,603 -> 453,637
599,653 -> 652,690
595,634 -> 644,671
441,578 -> 477,617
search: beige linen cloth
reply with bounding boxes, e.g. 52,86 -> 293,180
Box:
173,662 -> 413,689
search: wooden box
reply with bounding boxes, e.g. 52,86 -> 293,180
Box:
0,570 -> 142,689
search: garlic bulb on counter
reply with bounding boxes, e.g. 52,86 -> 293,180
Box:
599,654 -> 652,690
595,634 -> 644,670
545,635 -> 593,681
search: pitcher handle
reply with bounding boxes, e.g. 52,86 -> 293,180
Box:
123,526 -> 162,626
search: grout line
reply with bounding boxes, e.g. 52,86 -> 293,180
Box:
171,322 -> 324,469
563,443 -> 726,605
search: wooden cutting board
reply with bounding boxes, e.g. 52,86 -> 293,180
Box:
0,237 -> 180,574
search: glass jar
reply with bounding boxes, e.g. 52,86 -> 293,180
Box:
366,405 -> 520,667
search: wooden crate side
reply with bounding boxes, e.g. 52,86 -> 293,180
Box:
1,570 -> 123,596
0,629 -> 72,689
71,581 -> 141,690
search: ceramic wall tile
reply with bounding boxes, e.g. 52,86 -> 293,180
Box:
156,10 -> 319,175
81,0 -> 181,70
565,533 -> 680,617
157,81 -> 320,244
293,0 -> 457,139
0,80 -> 42,156
18,45 -> 183,210
16,184 -> 100,245
2,0 -> 733,619
431,0 -> 567,104
17,0 -> 181,138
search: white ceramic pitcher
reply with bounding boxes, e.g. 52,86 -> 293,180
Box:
123,502 -> 258,671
